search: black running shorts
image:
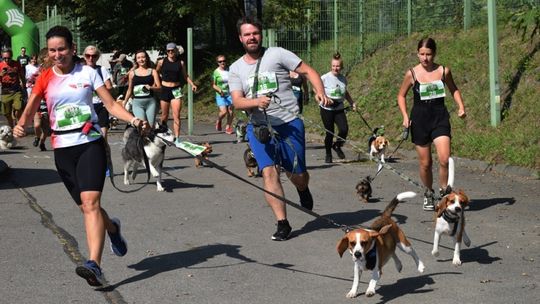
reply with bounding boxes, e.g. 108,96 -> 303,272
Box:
54,138 -> 107,205
410,101 -> 451,146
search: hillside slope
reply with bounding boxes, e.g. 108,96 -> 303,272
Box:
327,26 -> 539,169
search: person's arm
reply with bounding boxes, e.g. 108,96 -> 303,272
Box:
180,60 -> 197,92
96,85 -> 149,130
121,70 -> 135,106
345,90 -> 356,111
231,90 -> 271,111
295,61 -> 332,107
150,68 -> 161,90
13,92 -> 43,137
444,66 -> 466,118
397,69 -> 414,128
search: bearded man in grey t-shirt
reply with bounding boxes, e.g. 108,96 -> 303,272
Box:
229,16 -> 332,241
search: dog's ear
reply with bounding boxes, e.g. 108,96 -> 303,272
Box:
457,189 -> 469,206
369,224 -> 392,238
337,235 -> 350,258
435,196 -> 448,218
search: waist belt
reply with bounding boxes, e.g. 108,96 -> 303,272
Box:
52,124 -> 99,135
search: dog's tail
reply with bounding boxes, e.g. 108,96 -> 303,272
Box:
382,191 -> 417,218
447,157 -> 455,189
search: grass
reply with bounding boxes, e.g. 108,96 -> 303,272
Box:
188,25 -> 539,171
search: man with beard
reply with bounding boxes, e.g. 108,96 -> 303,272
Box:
229,16 -> 332,241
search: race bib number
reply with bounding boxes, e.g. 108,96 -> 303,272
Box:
134,85 -> 150,97
54,104 -> 92,130
247,71 -> 278,97
176,141 -> 207,156
328,84 -> 345,99
419,80 -> 446,100
172,87 -> 183,99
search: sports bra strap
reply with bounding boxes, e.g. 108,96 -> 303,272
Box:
410,68 -> 417,82
441,66 -> 445,81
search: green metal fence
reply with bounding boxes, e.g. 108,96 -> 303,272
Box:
35,14 -> 92,55
269,0 -> 539,75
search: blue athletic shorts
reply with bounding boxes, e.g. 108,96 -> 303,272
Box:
247,118 -> 307,174
216,95 -> 232,107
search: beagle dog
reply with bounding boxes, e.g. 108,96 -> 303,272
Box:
194,142 -> 213,168
432,189 -> 470,266
337,191 -> 425,298
369,136 -> 389,163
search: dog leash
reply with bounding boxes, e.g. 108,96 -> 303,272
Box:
156,134 -> 364,232
270,98 -> 425,192
108,127 -> 152,193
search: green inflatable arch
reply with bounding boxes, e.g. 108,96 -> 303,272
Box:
0,0 -> 38,56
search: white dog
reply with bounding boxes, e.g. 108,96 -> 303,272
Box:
0,125 -> 16,150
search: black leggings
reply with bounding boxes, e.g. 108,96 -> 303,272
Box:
319,108 -> 348,153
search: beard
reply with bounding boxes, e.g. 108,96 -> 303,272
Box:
243,40 -> 262,55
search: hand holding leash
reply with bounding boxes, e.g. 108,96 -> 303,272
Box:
401,127 -> 409,140
13,124 -> 26,138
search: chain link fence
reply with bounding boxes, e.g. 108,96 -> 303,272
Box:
269,0 -> 539,74
35,14 -> 92,55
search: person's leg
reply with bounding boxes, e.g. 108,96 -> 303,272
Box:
33,112 -> 42,147
415,144 -> 433,189
319,108 -> 335,160
12,91 -> 23,124
171,98 -> 183,139
1,94 -> 14,127
160,100 -> 170,126
79,191 -> 106,264
433,135 -> 451,190
334,110 -> 349,146
145,98 -> 157,128
132,99 -> 147,122
216,105 -> 227,131
261,165 -> 287,220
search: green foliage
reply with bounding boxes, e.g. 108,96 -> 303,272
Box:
263,0 -> 311,28
508,3 -> 540,42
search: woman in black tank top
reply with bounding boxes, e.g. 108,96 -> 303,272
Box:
397,37 -> 466,212
122,50 -> 161,127
156,42 -> 198,145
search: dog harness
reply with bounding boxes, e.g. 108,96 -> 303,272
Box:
440,209 -> 460,236
365,246 -> 377,270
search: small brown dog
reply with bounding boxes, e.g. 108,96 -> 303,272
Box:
243,145 -> 258,177
194,142 -> 213,168
355,176 -> 373,203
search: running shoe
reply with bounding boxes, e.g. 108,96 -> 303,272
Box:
225,125 -> 234,134
332,143 -> 346,159
108,218 -> 127,256
32,137 -> 39,147
271,219 -> 292,241
75,260 -> 105,286
423,189 -> 435,211
39,143 -> 46,151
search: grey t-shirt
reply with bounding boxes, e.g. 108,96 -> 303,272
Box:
229,47 -> 301,126
320,72 -> 347,111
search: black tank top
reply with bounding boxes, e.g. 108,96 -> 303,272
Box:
132,69 -> 154,98
161,58 -> 184,84
411,66 -> 445,104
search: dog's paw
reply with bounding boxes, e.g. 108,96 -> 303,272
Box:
156,184 -> 165,192
418,261 -> 425,273
124,179 -> 131,185
346,290 -> 359,298
452,257 -> 462,266
431,249 -> 439,257
365,289 -> 376,297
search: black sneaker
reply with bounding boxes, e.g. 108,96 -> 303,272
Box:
271,219 -> 292,241
332,143 -> 346,159
423,189 -> 435,211
108,218 -> 128,256
297,187 -> 313,210
76,260 -> 105,286
439,185 -> 452,198
325,154 -> 333,163
32,137 -> 39,147
39,143 -> 46,151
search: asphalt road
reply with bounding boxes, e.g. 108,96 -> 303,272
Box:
1,118 -> 538,304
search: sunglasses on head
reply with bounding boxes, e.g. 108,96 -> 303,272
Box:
84,54 -> 99,59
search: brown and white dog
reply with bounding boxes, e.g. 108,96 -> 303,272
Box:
432,157 -> 471,266
369,136 -> 389,163
194,142 -> 213,168
337,191 -> 425,298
